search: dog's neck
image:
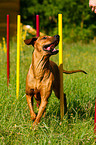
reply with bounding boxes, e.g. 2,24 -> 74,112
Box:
31,50 -> 50,79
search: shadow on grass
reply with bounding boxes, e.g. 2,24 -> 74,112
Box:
43,97 -> 94,124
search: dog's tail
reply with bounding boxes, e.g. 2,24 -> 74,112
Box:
63,69 -> 87,74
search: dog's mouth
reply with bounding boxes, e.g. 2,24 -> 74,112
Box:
43,40 -> 59,55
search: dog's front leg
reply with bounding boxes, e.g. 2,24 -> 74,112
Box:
26,95 -> 36,121
33,98 -> 48,125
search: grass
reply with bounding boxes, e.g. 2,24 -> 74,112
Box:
0,41 -> 96,144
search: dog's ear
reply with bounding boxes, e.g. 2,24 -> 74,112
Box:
24,37 -> 37,46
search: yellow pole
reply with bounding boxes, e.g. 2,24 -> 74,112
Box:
58,14 -> 64,120
0,43 -> 2,51
2,37 -> 7,53
16,15 -> 21,99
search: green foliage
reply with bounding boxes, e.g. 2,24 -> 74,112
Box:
63,26 -> 94,43
0,41 -> 96,144
21,0 -> 96,42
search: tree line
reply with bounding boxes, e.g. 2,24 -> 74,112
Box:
20,0 -> 96,42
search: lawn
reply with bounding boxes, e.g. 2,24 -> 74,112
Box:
0,40 -> 96,144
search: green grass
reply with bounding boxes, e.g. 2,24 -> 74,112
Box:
0,41 -> 96,144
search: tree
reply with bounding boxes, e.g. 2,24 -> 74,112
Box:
20,0 -> 96,42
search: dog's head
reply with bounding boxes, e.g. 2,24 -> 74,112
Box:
24,35 -> 59,55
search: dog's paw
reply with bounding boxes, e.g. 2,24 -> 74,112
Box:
31,114 -> 36,121
33,120 -> 40,126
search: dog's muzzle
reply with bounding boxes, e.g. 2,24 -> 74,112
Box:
43,35 -> 59,55
54,35 -> 60,40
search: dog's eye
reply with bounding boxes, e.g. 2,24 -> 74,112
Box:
42,37 -> 47,40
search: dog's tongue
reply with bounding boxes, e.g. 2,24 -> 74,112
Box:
47,44 -> 56,51
44,44 -> 56,52
47,46 -> 51,51
47,44 -> 54,51
50,44 -> 54,49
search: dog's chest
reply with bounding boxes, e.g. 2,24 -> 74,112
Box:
27,72 -> 41,90
26,66 -> 53,94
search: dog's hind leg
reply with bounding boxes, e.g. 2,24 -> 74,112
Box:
63,93 -> 67,113
26,94 -> 36,121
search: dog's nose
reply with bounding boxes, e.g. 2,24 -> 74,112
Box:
54,35 -> 59,39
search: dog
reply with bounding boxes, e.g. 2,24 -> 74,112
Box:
24,35 -> 87,126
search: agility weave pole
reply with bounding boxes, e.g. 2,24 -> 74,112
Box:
36,15 -> 39,37
16,15 -> 21,99
58,14 -> 64,120
7,14 -> 10,87
16,14 -> 38,99
2,37 -> 6,53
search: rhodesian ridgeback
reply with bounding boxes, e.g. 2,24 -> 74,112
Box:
24,35 -> 87,125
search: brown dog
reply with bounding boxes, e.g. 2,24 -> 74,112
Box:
24,35 -> 87,125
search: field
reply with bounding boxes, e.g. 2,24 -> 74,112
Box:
0,40 -> 96,144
